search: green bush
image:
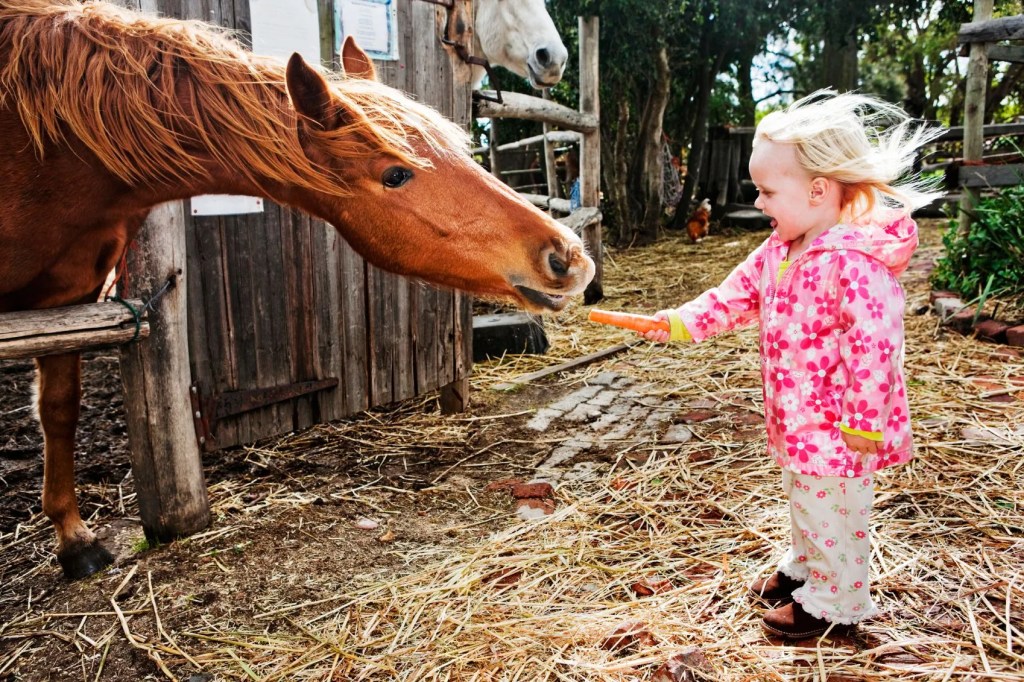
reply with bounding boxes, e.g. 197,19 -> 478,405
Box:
931,185 -> 1024,304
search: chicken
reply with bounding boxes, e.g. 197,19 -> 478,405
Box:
686,198 -> 711,243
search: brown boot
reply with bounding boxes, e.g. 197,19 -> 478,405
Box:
761,602 -> 851,639
747,571 -> 804,605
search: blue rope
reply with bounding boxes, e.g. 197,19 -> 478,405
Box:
106,276 -> 175,343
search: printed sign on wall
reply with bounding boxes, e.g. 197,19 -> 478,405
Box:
335,0 -> 398,61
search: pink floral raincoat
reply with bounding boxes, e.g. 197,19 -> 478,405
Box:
673,216 -> 917,477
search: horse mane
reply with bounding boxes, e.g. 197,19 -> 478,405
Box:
0,0 -> 470,196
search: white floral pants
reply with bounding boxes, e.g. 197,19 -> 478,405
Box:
776,470 -> 878,625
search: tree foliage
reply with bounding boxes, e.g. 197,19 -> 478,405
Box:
533,0 -> 1024,247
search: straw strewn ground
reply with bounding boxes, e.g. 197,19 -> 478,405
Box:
1,222 -> 1022,681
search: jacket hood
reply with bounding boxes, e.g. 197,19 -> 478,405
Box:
777,212 -> 919,277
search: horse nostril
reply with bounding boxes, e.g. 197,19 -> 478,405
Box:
535,47 -> 550,68
548,252 -> 568,277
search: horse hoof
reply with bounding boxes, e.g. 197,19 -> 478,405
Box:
57,540 -> 115,580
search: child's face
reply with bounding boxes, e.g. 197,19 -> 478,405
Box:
749,141 -> 816,243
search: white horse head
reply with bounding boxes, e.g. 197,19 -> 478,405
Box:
473,0 -> 567,90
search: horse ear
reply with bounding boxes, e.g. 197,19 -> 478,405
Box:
340,36 -> 377,81
286,52 -> 345,131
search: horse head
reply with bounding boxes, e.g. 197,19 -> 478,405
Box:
473,0 -> 567,89
284,38 -> 592,312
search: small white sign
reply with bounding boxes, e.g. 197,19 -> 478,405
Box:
336,0 -> 398,61
190,195 -> 264,216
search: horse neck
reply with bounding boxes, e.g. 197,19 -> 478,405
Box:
149,84 -> 300,202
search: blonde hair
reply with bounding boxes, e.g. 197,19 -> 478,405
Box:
753,89 -> 943,222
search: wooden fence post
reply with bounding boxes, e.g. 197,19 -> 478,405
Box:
579,15 -> 602,302
960,0 -> 994,238
489,119 -> 503,180
118,201 -> 210,543
542,90 -> 561,203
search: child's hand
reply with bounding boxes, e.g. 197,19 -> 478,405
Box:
641,310 -> 671,343
842,431 -> 879,455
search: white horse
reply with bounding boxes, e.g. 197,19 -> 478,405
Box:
473,0 -> 567,89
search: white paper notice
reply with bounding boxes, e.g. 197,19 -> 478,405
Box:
337,0 -> 397,61
250,0 -> 321,64
192,0 -> 320,216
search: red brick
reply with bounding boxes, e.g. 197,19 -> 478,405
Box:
600,621 -> 657,651
515,497 -> 555,518
1008,325 -> 1024,347
510,482 -> 553,499
482,567 -> 522,589
680,410 -> 716,424
930,290 -> 960,303
651,647 -> 712,682
993,347 -> 1022,361
630,576 -> 674,596
484,478 -> 522,493
946,308 -> 982,333
974,319 -> 1010,343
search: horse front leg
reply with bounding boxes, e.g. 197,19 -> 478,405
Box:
36,353 -> 114,579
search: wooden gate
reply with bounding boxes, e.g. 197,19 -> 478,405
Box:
128,0 -> 474,451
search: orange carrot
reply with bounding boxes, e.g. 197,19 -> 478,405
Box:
588,309 -> 670,334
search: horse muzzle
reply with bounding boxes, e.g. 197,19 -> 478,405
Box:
510,242 -> 594,312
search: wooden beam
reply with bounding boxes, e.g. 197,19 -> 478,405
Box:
959,163 -> 1024,187
557,207 -> 603,236
477,91 -> 599,132
935,123 -> 1024,140
492,341 -> 638,391
118,201 -> 211,543
497,131 -> 581,153
0,299 -> 150,360
959,14 -> 1024,43
987,44 -> 1024,63
522,193 -> 572,213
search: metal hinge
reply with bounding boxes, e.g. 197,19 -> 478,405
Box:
190,378 -> 339,450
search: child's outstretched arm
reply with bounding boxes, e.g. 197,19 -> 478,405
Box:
664,238 -> 769,342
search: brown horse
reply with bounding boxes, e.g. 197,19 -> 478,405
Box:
0,0 -> 594,579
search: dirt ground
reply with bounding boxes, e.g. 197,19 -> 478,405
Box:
1,222 -> 1022,681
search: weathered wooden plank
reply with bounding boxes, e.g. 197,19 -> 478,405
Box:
959,14 -> 1024,44
558,207 -> 603,236
987,44 -> 1024,63
522,193 -> 572,214
0,323 -> 151,361
959,163 -> 1024,187
292,212 -> 321,427
0,299 -> 145,340
257,202 -> 289,436
935,123 -> 1024,141
339,240 -> 369,414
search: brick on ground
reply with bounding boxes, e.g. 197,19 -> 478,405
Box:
975,319 -> 1010,343
1008,325 -> 1024,347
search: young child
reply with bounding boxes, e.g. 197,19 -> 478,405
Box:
642,91 -> 941,639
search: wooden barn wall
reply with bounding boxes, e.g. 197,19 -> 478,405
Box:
144,0 -> 473,450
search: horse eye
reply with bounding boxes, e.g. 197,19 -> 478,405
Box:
382,166 -> 413,188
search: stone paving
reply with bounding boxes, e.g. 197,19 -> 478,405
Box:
523,370 -> 694,485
